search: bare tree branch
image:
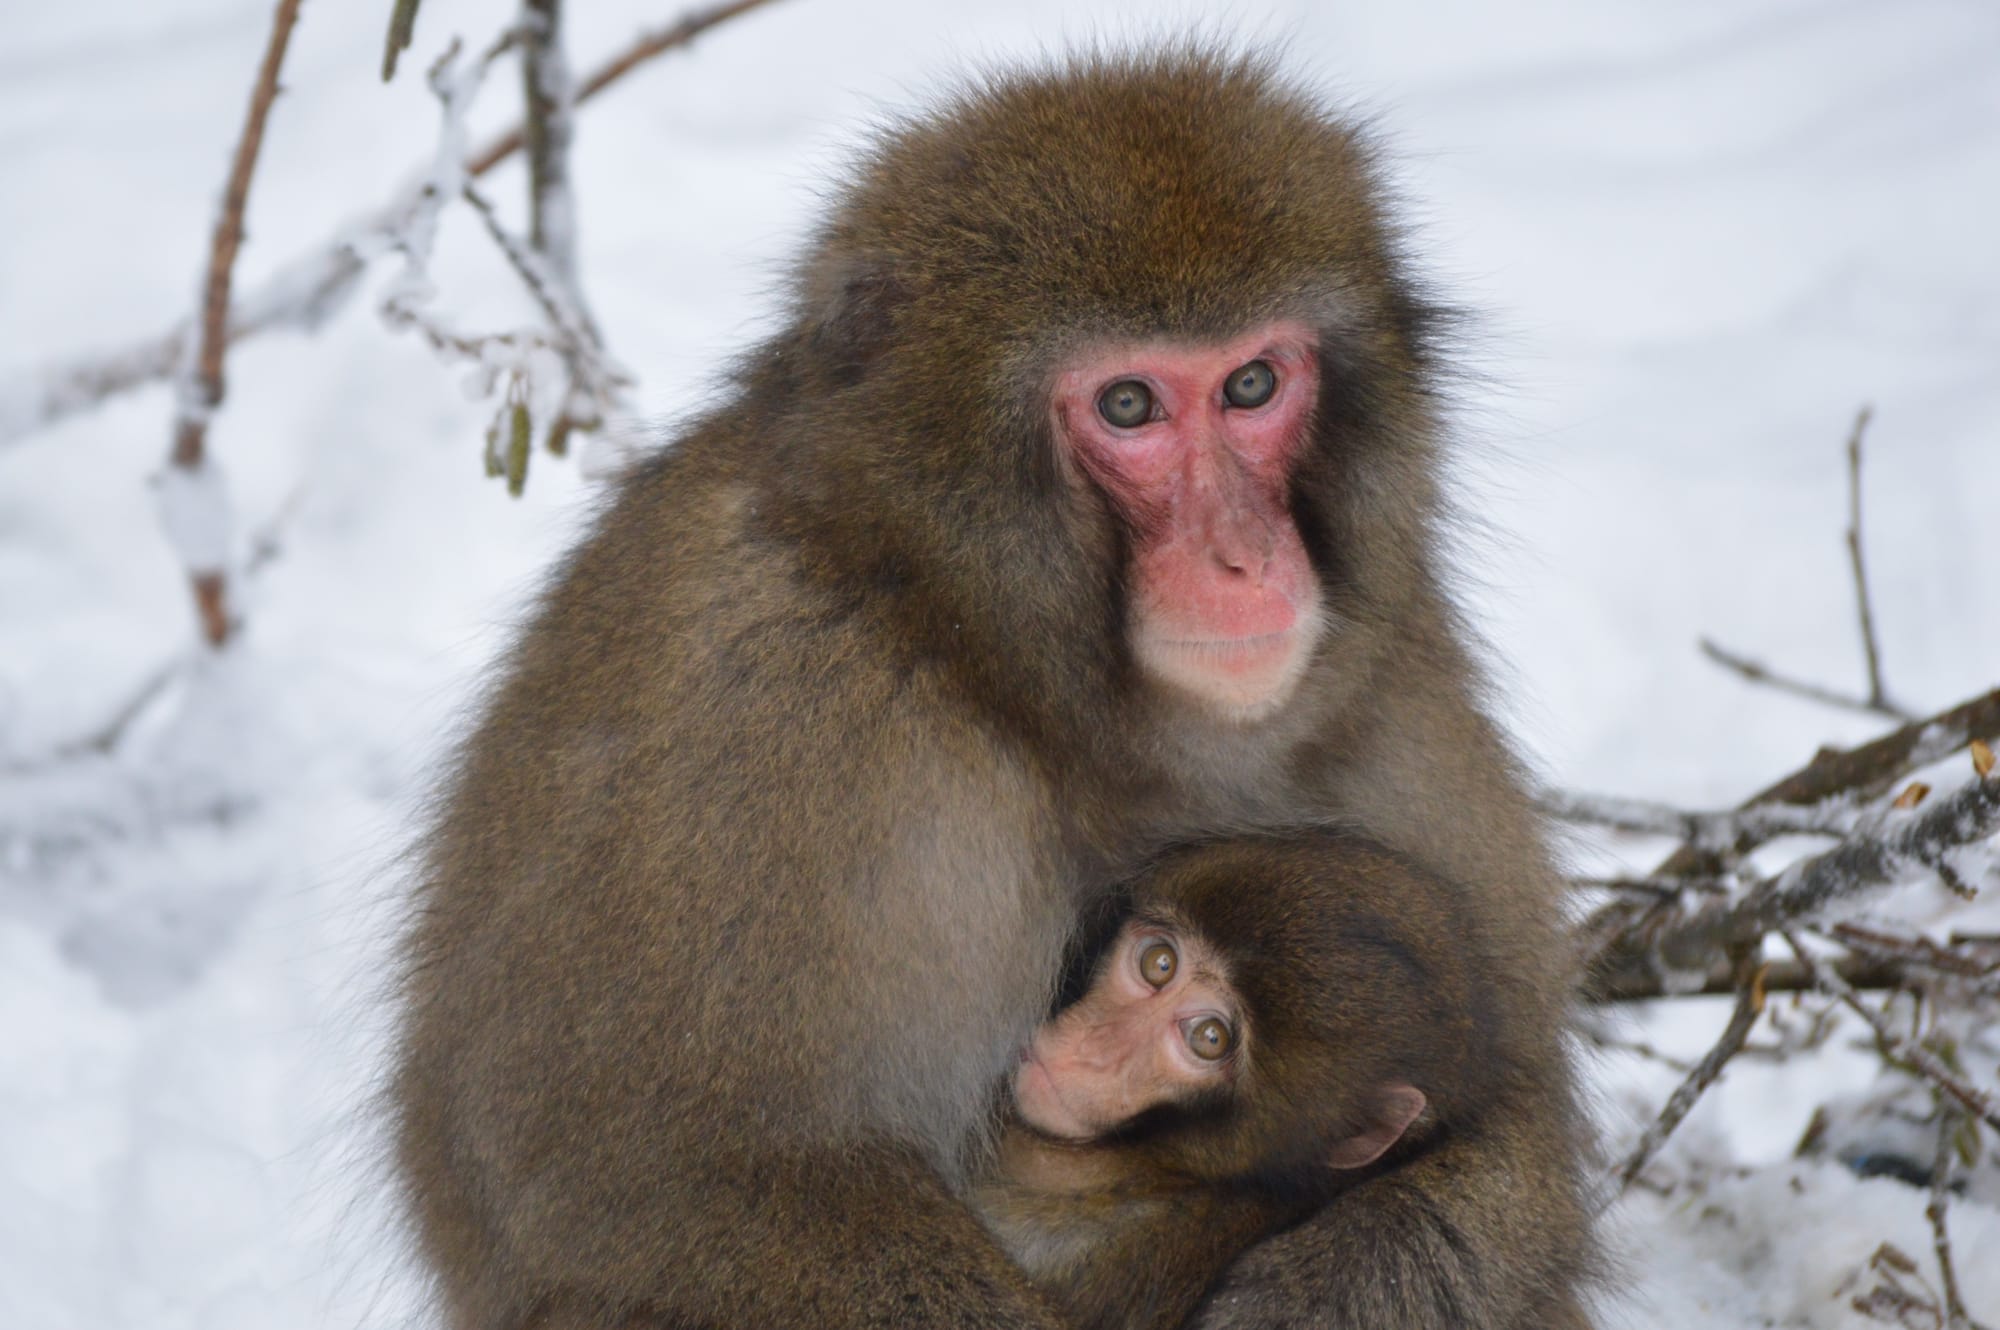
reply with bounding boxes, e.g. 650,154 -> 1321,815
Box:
1842,407 -> 1906,718
467,0 -> 787,174
1600,953 -> 1915,1003
5,0 -> 788,448
1587,765 -> 2000,994
1697,637 -> 1908,722
1544,788 -> 1855,845
163,0 -> 304,648
1928,1106 -> 1992,1330
521,0 -> 579,282
1611,952 -> 1766,1194
1783,930 -> 2000,1134
1647,687 -> 2000,884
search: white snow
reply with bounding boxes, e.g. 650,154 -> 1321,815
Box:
151,459 -> 235,574
2,1 -> 1997,1327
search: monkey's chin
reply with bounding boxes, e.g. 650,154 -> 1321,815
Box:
1136,604 -> 1324,724
1012,1056 -> 1098,1142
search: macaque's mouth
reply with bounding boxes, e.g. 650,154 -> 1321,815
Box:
1158,631 -> 1293,652
1152,629 -> 1301,678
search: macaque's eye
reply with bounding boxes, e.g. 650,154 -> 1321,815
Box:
1137,941 -> 1177,988
1222,360 -> 1276,408
1184,1017 -> 1235,1061
1097,380 -> 1155,428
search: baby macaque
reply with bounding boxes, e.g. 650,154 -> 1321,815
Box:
973,834 -> 1501,1330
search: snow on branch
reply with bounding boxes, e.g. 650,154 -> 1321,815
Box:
1579,739 -> 1999,999
1664,767 -> 1992,968
1,0 -> 788,451
1611,950 -> 1768,1194
520,0 -> 580,286
375,24 -> 631,494
162,0 -> 304,648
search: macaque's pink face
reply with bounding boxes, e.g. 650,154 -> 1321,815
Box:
1012,920 -> 1241,1141
1053,322 -> 1324,720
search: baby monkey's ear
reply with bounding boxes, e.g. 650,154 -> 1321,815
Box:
1326,1084 -> 1427,1170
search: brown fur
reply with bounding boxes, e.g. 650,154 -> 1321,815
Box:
394,46 -> 1596,1330
974,835 -> 1507,1330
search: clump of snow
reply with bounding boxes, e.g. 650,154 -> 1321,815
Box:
151,459 -> 234,574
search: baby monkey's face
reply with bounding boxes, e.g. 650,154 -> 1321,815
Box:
1012,916 -> 1244,1142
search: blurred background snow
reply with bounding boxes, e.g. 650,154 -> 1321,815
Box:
1,1 -> 1996,1327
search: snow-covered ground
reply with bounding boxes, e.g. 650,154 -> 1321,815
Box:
2,2 -> 1997,1327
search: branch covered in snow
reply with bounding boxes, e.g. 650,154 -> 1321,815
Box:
1611,950 -> 1767,1194
2,0 -> 788,450
1583,754 -> 2000,996
1667,772 -> 1998,963
1655,696 -> 2000,883
521,0 -> 581,286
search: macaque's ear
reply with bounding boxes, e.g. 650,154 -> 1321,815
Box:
803,251 -> 906,387
1326,1084 -> 1427,1170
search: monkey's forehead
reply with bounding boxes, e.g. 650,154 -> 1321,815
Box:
808,48 -> 1406,344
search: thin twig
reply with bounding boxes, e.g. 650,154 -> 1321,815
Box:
1697,637 -> 1908,722
520,0 -> 579,282
8,0 -> 787,447
1612,951 -> 1767,1193
383,0 -> 424,81
1832,923 -> 2000,984
4,486 -> 307,773
164,0 -> 304,648
1843,407 -> 1903,718
1542,788 -> 1853,846
1928,1106 -> 1991,1330
1599,953 -> 1906,1002
1783,930 -> 2000,1133
459,183 -> 626,406
468,0 -> 789,174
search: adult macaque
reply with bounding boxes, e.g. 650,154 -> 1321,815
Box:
974,835 -> 1502,1330
395,48 -> 1595,1330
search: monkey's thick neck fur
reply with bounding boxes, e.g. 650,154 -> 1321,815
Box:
395,46 -> 1598,1330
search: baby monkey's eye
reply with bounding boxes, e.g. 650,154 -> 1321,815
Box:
1137,941 -> 1177,988
1185,1017 -> 1235,1061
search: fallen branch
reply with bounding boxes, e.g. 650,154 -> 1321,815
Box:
4,0 -> 787,449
